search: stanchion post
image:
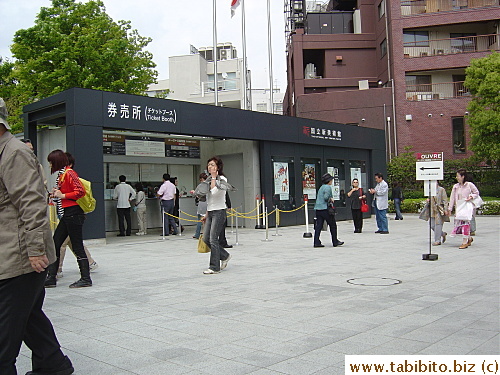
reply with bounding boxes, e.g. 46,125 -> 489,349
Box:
234,208 -> 241,246
262,194 -> 267,229
255,195 -> 264,229
261,207 -> 273,242
161,206 -> 166,240
177,211 -> 183,237
230,208 -> 235,233
303,195 -> 312,238
272,205 -> 282,236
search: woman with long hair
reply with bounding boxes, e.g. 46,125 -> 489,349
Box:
45,150 -> 92,288
201,156 -> 232,274
448,169 -> 479,249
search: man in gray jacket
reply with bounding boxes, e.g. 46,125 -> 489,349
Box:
0,98 -> 74,375
369,172 -> 389,234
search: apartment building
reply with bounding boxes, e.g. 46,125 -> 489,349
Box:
284,0 -> 500,159
146,43 -> 249,110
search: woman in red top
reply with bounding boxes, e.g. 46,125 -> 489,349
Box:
45,150 -> 92,288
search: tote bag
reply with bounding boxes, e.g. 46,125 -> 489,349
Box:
455,200 -> 474,221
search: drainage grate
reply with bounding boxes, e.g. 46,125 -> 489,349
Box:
347,277 -> 402,286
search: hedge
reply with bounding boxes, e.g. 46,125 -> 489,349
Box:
387,198 -> 500,215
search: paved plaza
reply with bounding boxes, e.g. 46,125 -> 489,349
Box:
17,214 -> 499,374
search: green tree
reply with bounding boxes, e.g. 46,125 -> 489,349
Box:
464,52 -> 500,164
9,0 -> 157,126
387,146 -> 420,192
0,57 -> 26,133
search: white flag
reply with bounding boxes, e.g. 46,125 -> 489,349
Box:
231,0 -> 241,17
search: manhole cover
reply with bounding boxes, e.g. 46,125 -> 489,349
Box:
347,277 -> 402,286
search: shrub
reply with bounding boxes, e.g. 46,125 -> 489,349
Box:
477,200 -> 500,215
388,198 -> 500,215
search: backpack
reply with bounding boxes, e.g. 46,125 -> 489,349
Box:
76,177 -> 96,213
61,169 -> 96,214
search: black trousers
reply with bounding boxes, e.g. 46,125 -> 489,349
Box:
117,207 -> 132,235
0,271 -> 66,375
351,208 -> 363,232
314,209 -> 340,246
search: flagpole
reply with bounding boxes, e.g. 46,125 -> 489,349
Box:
241,0 -> 248,110
213,0 -> 219,106
266,0 -> 274,114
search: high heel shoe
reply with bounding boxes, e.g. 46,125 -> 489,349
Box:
459,243 -> 469,249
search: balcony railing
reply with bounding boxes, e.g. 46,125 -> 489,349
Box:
401,0 -> 499,15
406,81 -> 470,100
404,34 -> 499,58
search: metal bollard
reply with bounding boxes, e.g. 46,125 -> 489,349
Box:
262,194 -> 267,229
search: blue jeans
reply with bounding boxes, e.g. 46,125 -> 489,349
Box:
394,198 -> 403,219
375,206 -> 388,232
161,199 -> 177,235
194,214 -> 203,238
204,209 -> 230,271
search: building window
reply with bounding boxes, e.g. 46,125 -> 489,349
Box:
378,0 -> 385,18
405,75 -> 431,92
380,39 -> 387,58
403,31 -> 430,46
452,117 -> 466,154
256,103 -> 267,112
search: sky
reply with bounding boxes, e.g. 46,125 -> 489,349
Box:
0,0 -> 288,91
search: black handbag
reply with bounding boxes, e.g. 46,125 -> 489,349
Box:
328,201 -> 336,216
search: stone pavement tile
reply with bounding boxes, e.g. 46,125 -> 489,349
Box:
418,343 -> 470,355
322,339 -> 378,354
97,332 -> 174,355
293,348 -> 345,367
467,335 -> 499,355
372,337 -> 431,354
312,327 -> 359,343
132,360 -> 193,375
466,319 -> 500,332
343,332 -> 395,346
233,335 -> 297,351
312,365 -> 344,375
232,350 -> 291,367
193,360 -> 260,375
268,357 -> 329,375
247,369 -> 288,375
150,347 -> 198,361
436,327 -> 499,350
201,343 -> 259,360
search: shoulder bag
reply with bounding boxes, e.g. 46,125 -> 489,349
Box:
359,188 -> 369,213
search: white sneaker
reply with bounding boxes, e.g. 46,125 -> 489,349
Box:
90,261 -> 99,272
203,269 -> 220,274
220,254 -> 232,270
136,232 -> 144,236
56,271 -> 63,279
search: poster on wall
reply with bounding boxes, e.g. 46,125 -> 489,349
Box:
273,162 -> 290,200
327,166 -> 341,200
350,168 -> 362,187
125,136 -> 165,157
302,163 -> 316,200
